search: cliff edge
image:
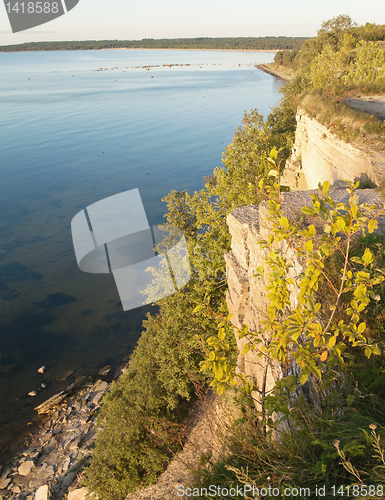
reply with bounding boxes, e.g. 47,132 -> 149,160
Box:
281,108 -> 385,190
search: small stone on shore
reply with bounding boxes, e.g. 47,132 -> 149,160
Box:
67,487 -> 91,500
0,478 -> 11,489
35,484 -> 49,500
18,460 -> 34,476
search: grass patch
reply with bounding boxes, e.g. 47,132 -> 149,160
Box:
194,398 -> 385,499
300,92 -> 385,148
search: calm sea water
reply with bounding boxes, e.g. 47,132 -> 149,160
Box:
0,49 -> 282,461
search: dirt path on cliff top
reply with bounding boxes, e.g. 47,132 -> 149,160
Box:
345,95 -> 385,120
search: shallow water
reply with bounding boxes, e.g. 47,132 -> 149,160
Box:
0,49 -> 282,461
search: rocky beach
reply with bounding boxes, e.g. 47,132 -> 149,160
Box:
0,377 -> 113,500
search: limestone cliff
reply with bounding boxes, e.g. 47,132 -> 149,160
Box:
225,188 -> 385,409
282,109 -> 385,190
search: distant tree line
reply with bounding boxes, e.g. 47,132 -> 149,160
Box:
0,37 -> 309,52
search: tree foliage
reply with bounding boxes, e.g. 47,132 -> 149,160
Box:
309,45 -> 347,92
348,40 -> 385,85
82,15 -> 385,497
275,15 -> 385,94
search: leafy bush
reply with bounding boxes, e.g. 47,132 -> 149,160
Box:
309,45 -> 347,93
348,40 -> 385,86
82,320 -> 194,499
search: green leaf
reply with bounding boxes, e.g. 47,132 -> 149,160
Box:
368,219 -> 377,233
372,345 -> 382,356
322,181 -> 330,196
362,248 -> 374,265
270,147 -> 277,160
308,224 -> 316,236
346,394 -> 355,406
336,218 -> 346,231
216,363 -> 224,379
218,328 -> 226,341
301,206 -> 314,215
299,373 -> 309,385
209,351 -> 215,361
304,240 -> 313,253
280,216 -> 289,229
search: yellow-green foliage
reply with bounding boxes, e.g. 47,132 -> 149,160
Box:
276,15 -> 385,95
309,45 -> 347,92
348,40 -> 385,85
308,40 -> 385,93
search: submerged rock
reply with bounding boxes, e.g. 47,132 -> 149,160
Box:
28,391 -> 38,397
98,366 -> 111,376
56,370 -> 74,382
37,366 -> 46,374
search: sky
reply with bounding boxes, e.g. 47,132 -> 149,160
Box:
0,0 -> 385,46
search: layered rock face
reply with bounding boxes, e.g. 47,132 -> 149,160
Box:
225,188 -> 385,410
225,201 -> 301,410
282,109 -> 385,190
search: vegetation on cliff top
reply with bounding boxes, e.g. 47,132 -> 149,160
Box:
275,16 -> 385,77
273,15 -> 385,148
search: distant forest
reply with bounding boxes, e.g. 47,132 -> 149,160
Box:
0,37 -> 309,52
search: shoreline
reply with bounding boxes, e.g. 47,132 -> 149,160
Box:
256,63 -> 294,81
0,364 -> 129,499
0,369 -> 125,499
